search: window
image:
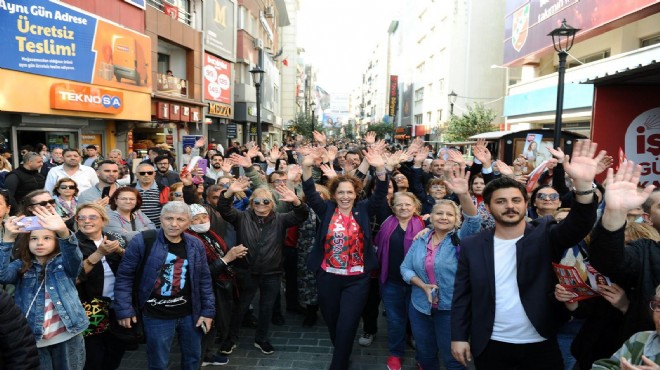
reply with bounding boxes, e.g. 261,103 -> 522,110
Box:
437,109 -> 443,122
157,53 -> 170,74
416,62 -> 425,75
415,87 -> 424,102
426,112 -> 432,123
414,114 -> 423,125
567,50 -> 610,68
237,6 -> 245,29
438,78 -> 445,94
641,34 -> 660,47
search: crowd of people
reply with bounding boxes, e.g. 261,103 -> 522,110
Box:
0,133 -> 658,370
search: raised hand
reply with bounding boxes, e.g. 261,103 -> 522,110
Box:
444,167 -> 471,196
414,146 -> 430,165
362,146 -> 385,170
385,150 -> 404,171
268,145 -> 281,162
229,153 -> 252,168
599,283 -> 629,313
246,144 -> 260,159
3,215 -> 30,242
365,131 -> 376,145
287,164 -> 302,182
447,149 -> 466,168
472,144 -> 492,167
495,160 -> 514,178
275,184 -> 301,205
326,145 -> 338,163
301,146 -> 323,168
312,131 -> 327,147
319,163 -> 338,179
563,140 -> 606,186
220,160 -> 233,174
227,177 -> 250,194
596,155 -> 614,175
32,205 -> 69,237
194,137 -> 206,148
547,147 -> 566,163
604,161 -> 655,212
296,145 -> 312,156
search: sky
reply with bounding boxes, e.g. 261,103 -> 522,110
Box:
296,0 -> 400,95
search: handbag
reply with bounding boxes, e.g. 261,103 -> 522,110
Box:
82,297 -> 111,337
108,229 -> 157,344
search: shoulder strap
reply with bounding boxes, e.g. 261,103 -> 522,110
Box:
133,229 -> 157,292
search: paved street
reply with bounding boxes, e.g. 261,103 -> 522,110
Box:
118,305 -> 430,370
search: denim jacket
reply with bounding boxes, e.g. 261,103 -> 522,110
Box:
401,213 -> 481,314
0,234 -> 88,341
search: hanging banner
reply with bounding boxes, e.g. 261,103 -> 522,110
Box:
203,52 -> 232,104
0,0 -> 152,92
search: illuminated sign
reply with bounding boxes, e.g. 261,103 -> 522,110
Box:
50,83 -> 123,114
208,102 -> 232,117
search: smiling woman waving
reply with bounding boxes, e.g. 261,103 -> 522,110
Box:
301,143 -> 390,370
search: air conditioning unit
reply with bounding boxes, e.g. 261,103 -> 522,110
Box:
264,6 -> 274,18
253,38 -> 264,49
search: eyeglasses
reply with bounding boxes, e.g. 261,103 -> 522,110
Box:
430,185 -> 446,191
219,183 -> 230,189
76,215 -> 100,222
173,192 -> 183,197
271,179 -> 286,184
59,185 -> 76,190
253,198 -> 271,205
537,193 -> 560,201
650,300 -> 660,312
138,171 -> 155,176
117,197 -> 136,202
30,199 -> 56,207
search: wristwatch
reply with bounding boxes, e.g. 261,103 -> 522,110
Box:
573,183 -> 596,196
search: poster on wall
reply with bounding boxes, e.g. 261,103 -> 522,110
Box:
624,107 -> 660,188
0,0 -> 152,92
203,53 -> 232,104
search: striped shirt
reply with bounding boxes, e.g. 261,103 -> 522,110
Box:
138,187 -> 162,228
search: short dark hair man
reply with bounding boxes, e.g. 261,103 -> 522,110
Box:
77,160 -> 120,205
154,154 -> 180,187
4,152 -> 44,205
451,140 -> 605,370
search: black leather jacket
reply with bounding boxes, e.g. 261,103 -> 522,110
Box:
217,191 -> 309,274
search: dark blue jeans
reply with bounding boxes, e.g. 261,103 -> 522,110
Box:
38,334 -> 85,370
380,280 -> 411,358
317,271 -> 370,370
142,314 -> 202,370
229,272 -> 281,343
408,305 -> 465,370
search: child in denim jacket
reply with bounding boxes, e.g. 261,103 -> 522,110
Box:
0,205 -> 87,370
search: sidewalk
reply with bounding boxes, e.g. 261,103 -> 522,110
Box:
118,307 -> 433,370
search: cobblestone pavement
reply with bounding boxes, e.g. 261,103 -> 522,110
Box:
118,305 -> 441,370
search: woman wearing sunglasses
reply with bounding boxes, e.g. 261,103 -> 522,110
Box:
104,187 -> 155,243
217,178 -> 309,356
53,178 -> 79,221
168,182 -> 185,202
529,185 -> 562,219
74,203 -> 129,370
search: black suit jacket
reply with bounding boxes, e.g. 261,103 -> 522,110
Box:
451,196 -> 597,357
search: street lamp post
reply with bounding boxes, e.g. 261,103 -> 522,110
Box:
448,90 -> 458,116
310,101 -> 316,139
548,19 -> 580,148
250,66 -> 266,149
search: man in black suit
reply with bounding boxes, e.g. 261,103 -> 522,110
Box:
450,140 -> 605,370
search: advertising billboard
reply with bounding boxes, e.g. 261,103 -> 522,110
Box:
503,0 -> 659,64
204,0 -> 236,60
203,53 -> 232,104
389,75 -> 398,118
0,0 -> 152,92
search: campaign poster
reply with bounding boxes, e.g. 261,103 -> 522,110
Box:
0,0 -> 151,92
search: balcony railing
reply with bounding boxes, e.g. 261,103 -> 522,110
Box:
156,73 -> 188,98
147,0 -> 193,26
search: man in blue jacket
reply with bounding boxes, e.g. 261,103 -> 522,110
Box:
114,201 -> 215,370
